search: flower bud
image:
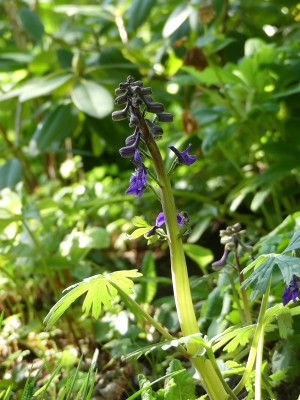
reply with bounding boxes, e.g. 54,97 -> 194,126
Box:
129,106 -> 140,127
133,80 -> 143,87
112,109 -> 128,121
125,132 -> 138,146
146,102 -> 165,114
141,87 -> 152,95
145,119 -> 163,138
115,94 -> 128,105
156,113 -> 173,123
115,87 -> 127,95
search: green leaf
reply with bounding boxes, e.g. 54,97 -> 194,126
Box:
132,216 -> 151,228
0,158 -> 22,189
18,7 -> 44,41
127,0 -> 156,31
44,270 -> 142,328
283,231 -> 300,254
165,360 -> 195,400
71,80 -> 113,119
242,254 -> 300,301
31,104 -> 78,151
162,4 -> 191,38
19,73 -> 73,102
272,342 -> 300,382
138,375 -> 157,400
128,227 -> 151,240
138,252 -> 157,305
183,243 -> 213,269
250,188 -> 271,212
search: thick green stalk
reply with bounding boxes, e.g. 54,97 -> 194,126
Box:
233,278 -> 271,395
255,329 -> 264,400
136,110 -> 228,400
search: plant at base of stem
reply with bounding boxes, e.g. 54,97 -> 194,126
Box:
112,76 -> 228,400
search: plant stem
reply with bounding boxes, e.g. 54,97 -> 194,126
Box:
255,329 -> 264,400
135,109 -> 228,400
228,270 -> 245,323
233,247 -> 252,323
233,278 -> 271,395
108,279 -> 191,359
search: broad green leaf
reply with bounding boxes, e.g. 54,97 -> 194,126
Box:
283,231 -> 300,254
250,188 -> 271,212
18,7 -> 44,41
183,243 -> 213,269
162,4 -> 191,38
204,287 -> 223,319
19,73 -> 73,102
71,80 -> 113,119
31,104 -> 78,151
0,158 -> 22,189
127,0 -> 156,31
165,360 -> 195,400
136,252 -> 157,305
128,227 -> 151,240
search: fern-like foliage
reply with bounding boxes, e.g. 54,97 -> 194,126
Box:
44,270 -> 142,329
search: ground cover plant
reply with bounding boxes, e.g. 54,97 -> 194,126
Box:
1,0 -> 300,399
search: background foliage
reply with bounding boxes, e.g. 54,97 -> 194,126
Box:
1,0 -> 300,398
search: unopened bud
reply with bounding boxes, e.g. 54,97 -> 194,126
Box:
115,94 -> 128,105
156,113 -> 173,123
146,102 -> 165,114
112,109 -> 128,121
141,87 -> 152,95
115,87 -> 127,95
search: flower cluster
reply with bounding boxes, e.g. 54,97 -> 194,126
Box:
112,76 -> 196,199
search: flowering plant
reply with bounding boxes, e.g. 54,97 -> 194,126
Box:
45,77 -> 300,400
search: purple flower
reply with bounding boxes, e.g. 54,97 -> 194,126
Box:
168,144 -> 196,166
125,151 -> 147,199
282,275 -> 299,306
146,211 -> 183,237
156,212 -> 183,227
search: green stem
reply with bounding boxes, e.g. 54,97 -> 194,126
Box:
135,109 -> 228,400
233,278 -> 271,395
228,271 -> 245,323
107,279 -> 191,359
233,247 -> 252,323
255,328 -> 264,400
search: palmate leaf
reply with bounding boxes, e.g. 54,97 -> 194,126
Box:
242,253 -> 300,302
44,270 -> 142,329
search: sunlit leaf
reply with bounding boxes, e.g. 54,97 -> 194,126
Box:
71,80 -> 113,119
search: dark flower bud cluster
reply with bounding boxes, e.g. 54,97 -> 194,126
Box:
112,76 -> 174,199
212,223 -> 253,269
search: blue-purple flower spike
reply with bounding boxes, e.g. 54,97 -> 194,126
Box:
168,144 -> 196,166
125,150 -> 147,199
282,275 -> 299,306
